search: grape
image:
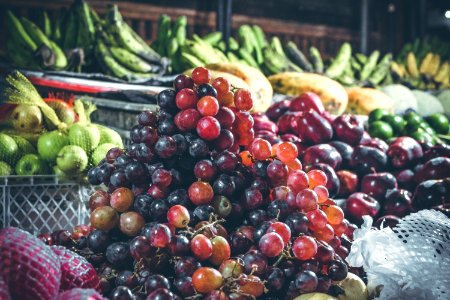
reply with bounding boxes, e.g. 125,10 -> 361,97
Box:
250,138 -> 272,160
266,267 -> 285,291
244,187 -> 263,209
130,235 -> 154,260
174,276 -> 195,296
139,126 -> 159,145
315,242 -> 335,264
308,169 -> 328,188
197,83 -> 218,99
87,229 -> 110,253
267,199 -> 291,220
194,159 -> 217,181
106,147 -> 124,163
267,160 -> 289,184
189,138 -> 210,158
167,205 -> 190,228
267,222 -> 291,244
148,224 -> 172,248
323,205 -> 344,225
242,250 -> 268,276
294,270 -> 318,293
292,236 -> 317,260
229,232 -> 252,255
176,88 -> 197,109
259,232 -> 284,257
147,184 -> 167,200
110,286 -> 134,300
216,107 -> 235,128
251,160 -> 269,178
174,257 -> 201,277
301,259 -> 319,273
124,161 -> 149,184
155,136 -> 177,158
174,74 -> 194,90
115,270 -> 138,288
192,267 -> 223,294
296,188 -> 319,212
287,170 -> 309,194
157,89 -> 177,111
277,141 -> 298,163
209,235 -> 231,265
197,116 -> 221,141
168,235 -> 190,256
110,169 -> 130,188
189,181 -> 214,205
240,150 -> 253,167
130,125 -> 142,143
119,211 -> 145,236
88,190 -> 110,211
178,108 -> 201,130
192,205 -> 215,224
106,242 -> 132,269
197,96 -> 220,116
114,155 -> 133,169
213,129 -> 234,151
307,209 -> 328,230
314,185 -> 329,204
215,151 -> 238,172
172,134 -> 188,153
212,77 -> 231,99
327,259 -> 348,281
149,199 -> 169,222
167,189 -> 189,206
135,143 -> 154,163
213,174 -> 236,197
145,274 -> 171,293
97,163 -> 114,185
219,259 -> 244,279
212,195 -> 232,218
157,118 -> 176,135
314,223 -> 335,243
191,234 -> 213,261
87,167 -> 101,185
285,212 -> 309,235
248,209 -> 268,227
90,206 -> 119,231
237,274 -> 264,297
152,168 -> 172,188
234,89 -> 253,111
192,67 -> 211,84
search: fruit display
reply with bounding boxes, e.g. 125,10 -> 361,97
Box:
0,68 -> 372,300
0,71 -> 123,176
259,93 -> 450,226
4,0 -> 167,81
367,109 -> 449,144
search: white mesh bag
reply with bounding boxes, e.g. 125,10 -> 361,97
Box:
347,210 -> 450,300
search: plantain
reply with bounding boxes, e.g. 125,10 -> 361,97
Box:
309,46 -> 324,73
173,16 -> 187,46
429,54 -> 441,75
406,52 -> 420,77
75,0 -> 95,52
285,41 -> 313,71
390,62 -> 405,79
434,61 -> 449,83
252,25 -> 267,49
326,43 -> 352,79
419,52 -> 434,75
360,50 -> 380,80
370,53 -> 392,85
181,52 -> 205,68
203,31 -> 222,46
95,39 -> 133,80
39,11 -> 52,37
155,14 -> 172,56
49,40 -> 68,69
5,11 -> 38,51
62,11 -> 78,50
21,17 -> 51,47
110,47 -> 157,73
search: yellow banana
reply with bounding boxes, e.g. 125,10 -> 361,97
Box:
406,52 -> 419,77
434,61 -> 449,83
419,53 -> 433,74
390,62 -> 405,78
429,54 -> 441,76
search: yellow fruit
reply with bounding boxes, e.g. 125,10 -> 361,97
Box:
268,72 -> 348,115
294,293 -> 338,300
346,87 -> 394,115
10,105 -> 44,133
335,272 -> 369,300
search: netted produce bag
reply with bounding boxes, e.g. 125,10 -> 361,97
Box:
347,210 -> 450,300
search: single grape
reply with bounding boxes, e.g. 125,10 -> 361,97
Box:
192,67 -> 211,85
197,96 -> 220,116
259,232 -> 284,257
296,188 -> 319,212
292,236 -> 317,260
267,221 -> 291,244
250,138 -> 272,160
234,89 -> 253,111
167,205 -> 190,228
191,234 -> 213,261
294,270 -> 318,293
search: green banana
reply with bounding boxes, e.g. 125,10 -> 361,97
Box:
203,32 -> 223,46
227,52 -> 240,63
95,39 -> 133,80
63,11 -> 78,50
309,46 -> 324,73
106,5 -> 161,63
350,57 -> 362,72
6,11 -> 38,51
167,38 -> 179,59
49,40 -> 68,69
39,11 -> 52,37
155,14 -> 172,56
173,16 -> 187,46
237,25 -> 254,54
360,50 -> 380,80
285,41 -> 313,71
181,52 -> 205,68
228,37 -> 239,51
355,53 -> 367,64
110,47 -> 157,73
252,25 -> 267,49
75,0 -> 95,51
370,53 -> 392,85
21,17 -> 51,47
270,37 -> 285,57
52,12 -> 62,44
238,48 -> 259,68
325,43 -> 352,78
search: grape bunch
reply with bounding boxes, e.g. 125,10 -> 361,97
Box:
48,67 -> 359,300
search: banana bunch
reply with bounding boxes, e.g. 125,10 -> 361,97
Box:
391,51 -> 450,90
397,36 -> 450,64
93,5 -> 167,81
5,10 -> 68,71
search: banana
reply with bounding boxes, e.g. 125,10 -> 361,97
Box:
360,50 -> 379,81
326,43 -> 352,79
173,16 -> 187,46
406,52 -> 420,77
419,52 -> 433,74
390,62 -> 406,79
181,52 -> 205,68
106,5 -> 161,63
429,54 -> 441,75
285,41 -> 313,71
203,31 -> 222,46
52,12 -> 62,44
63,11 -> 78,50
49,40 -> 68,69
95,39 -> 133,80
155,14 -> 172,56
434,61 -> 449,83
110,47 -> 156,73
21,17 -> 52,47
252,25 -> 267,49
205,62 -> 273,112
75,0 -> 95,52
310,46 -> 324,73
39,11 -> 52,37
6,11 -> 38,51
370,53 -> 392,85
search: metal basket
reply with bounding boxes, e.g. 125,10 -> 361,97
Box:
0,175 -> 94,234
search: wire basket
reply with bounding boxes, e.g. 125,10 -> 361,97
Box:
0,175 -> 94,234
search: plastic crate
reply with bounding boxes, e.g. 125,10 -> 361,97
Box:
0,175 -> 94,234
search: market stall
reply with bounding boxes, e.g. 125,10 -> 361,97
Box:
0,0 -> 449,300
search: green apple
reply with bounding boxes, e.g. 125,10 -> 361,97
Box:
0,133 -> 20,166
10,135 -> 36,154
15,154 -> 49,175
96,124 -> 123,148
69,123 -> 100,153
0,161 -> 13,176
57,145 -> 88,174
37,131 -> 69,163
91,143 -> 117,167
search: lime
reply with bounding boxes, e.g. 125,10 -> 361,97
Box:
369,121 -> 394,140
381,115 -> 405,135
368,109 -> 390,123
426,113 -> 449,134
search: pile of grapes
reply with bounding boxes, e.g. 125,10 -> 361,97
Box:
44,68 -> 361,300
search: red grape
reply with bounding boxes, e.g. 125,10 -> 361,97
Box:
209,236 -> 231,266
259,232 -> 284,257
296,189 -> 319,212
194,159 -> 217,181
188,181 -> 214,205
167,205 -> 190,228
192,267 -> 223,293
234,89 -> 253,111
292,236 -> 317,260
197,116 -> 221,141
191,234 -> 213,261
267,222 -> 291,244
149,224 -> 172,248
175,88 -> 197,109
215,107 -> 235,128
307,169 -> 328,188
178,109 -> 201,130
192,67 -> 211,85
307,209 -> 328,230
287,170 -> 309,194
197,96 -> 219,116
110,187 -> 134,212
314,185 -> 329,204
152,169 -> 172,189
323,205 -> 344,225
277,141 -> 298,163
250,138 -> 272,160
212,77 -> 231,99
90,206 -> 119,231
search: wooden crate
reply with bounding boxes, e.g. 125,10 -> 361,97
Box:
0,0 -> 382,59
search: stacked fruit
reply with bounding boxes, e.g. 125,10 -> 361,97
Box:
368,108 -> 449,144
4,1 -> 167,81
0,71 -> 122,177
259,93 -> 450,226
33,67 -> 368,299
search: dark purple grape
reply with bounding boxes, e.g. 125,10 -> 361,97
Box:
267,199 -> 291,220
295,270 -> 318,293
88,167 -> 101,185
167,189 -> 188,206
251,161 -> 269,178
174,74 -> 194,91
267,267 -> 285,290
243,188 -> 263,209
327,259 -> 348,281
316,275 -> 331,293
248,209 -> 268,227
133,194 -> 153,219
250,178 -> 270,198
350,145 -> 387,175
213,174 -> 235,197
279,259 -> 298,279
106,242 -> 132,269
243,250 -> 268,276
189,138 -> 209,158
157,118 -> 176,135
140,126 -> 158,146
155,136 -> 177,159
215,151 -> 238,172
149,199 -> 169,222
124,161 -> 149,184
192,205 -> 214,223
230,231 -> 252,255
138,111 -> 157,127
135,143 -> 154,163
145,274 -> 171,294
130,125 -> 142,143
174,257 -> 201,278
168,235 -> 190,256
87,229 -> 110,253
157,89 -> 177,111
110,169 -> 130,188
114,155 -> 133,170
147,288 -> 180,300
110,286 -> 134,300
285,212 -> 309,235
172,134 -> 188,153
196,83 -> 217,98
115,270 -> 138,288
174,276 -> 195,296
252,221 -> 272,242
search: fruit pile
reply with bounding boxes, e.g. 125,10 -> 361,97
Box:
258,93 -> 450,225
4,1 -> 167,81
26,67 -> 367,299
0,71 -> 122,176
368,108 -> 449,144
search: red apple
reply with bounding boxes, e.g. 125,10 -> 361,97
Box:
332,114 -> 364,146
361,172 -> 398,201
345,192 -> 380,222
336,170 -> 358,197
383,189 -> 413,217
289,92 -> 324,114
